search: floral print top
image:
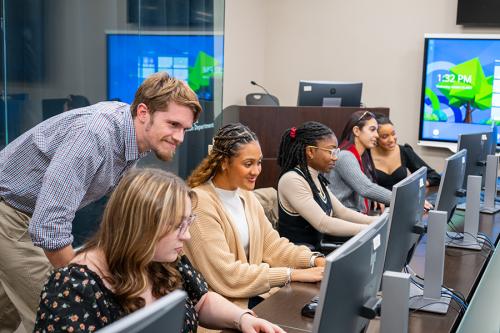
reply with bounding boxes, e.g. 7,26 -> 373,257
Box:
33,255 -> 208,333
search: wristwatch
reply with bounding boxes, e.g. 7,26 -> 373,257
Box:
310,252 -> 325,267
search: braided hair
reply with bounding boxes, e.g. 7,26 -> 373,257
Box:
187,123 -> 258,188
339,110 -> 378,181
278,121 -> 334,199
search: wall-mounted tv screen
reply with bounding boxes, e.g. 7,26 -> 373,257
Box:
418,34 -> 500,150
457,0 -> 500,26
106,33 -> 223,104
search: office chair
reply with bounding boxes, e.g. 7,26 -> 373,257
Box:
42,98 -> 67,120
291,235 -> 349,254
319,235 -> 351,254
246,93 -> 280,106
66,94 -> 90,110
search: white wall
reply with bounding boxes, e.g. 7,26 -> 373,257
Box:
222,0 -> 268,108
223,0 -> 500,171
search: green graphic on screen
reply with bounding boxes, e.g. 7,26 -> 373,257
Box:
432,58 -> 493,123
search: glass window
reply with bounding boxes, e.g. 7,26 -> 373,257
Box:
0,0 -> 225,246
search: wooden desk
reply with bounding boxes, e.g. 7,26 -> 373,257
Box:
250,212 -> 500,333
456,239 -> 500,332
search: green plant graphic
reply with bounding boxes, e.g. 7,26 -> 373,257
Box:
436,57 -> 493,123
188,51 -> 222,92
424,87 -> 448,122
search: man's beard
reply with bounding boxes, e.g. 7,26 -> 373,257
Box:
154,147 -> 175,161
145,118 -> 176,162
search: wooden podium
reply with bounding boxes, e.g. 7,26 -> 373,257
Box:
221,105 -> 389,188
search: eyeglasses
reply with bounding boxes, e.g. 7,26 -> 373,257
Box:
356,111 -> 375,123
177,214 -> 196,237
307,145 -> 340,157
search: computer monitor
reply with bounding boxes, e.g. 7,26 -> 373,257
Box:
435,149 -> 467,222
106,33 -> 224,104
297,81 -> 362,107
458,130 -> 494,188
98,289 -> 186,333
418,34 -> 500,151
383,167 -> 427,274
312,211 -> 390,333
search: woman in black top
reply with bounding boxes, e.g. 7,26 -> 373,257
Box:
34,168 -> 284,333
371,114 -> 441,190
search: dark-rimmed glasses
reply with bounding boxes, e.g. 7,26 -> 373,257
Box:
177,214 -> 196,237
307,145 -> 340,157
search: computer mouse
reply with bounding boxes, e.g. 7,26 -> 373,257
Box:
301,301 -> 318,318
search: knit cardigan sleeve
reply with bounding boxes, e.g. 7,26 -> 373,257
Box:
183,183 -> 312,301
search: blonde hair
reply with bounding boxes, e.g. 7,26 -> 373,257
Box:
187,123 -> 258,188
83,168 -> 196,313
130,72 -> 202,121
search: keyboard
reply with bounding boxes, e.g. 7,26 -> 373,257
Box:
425,191 -> 499,208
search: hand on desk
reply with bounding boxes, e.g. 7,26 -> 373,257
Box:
240,314 -> 286,333
291,266 -> 324,283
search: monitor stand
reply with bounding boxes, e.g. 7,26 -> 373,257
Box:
408,210 -> 451,314
447,175 -> 483,250
380,271 -> 410,333
456,155 -> 500,213
322,97 -> 341,107
480,155 -> 500,214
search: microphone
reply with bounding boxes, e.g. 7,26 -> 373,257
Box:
250,80 -> 272,96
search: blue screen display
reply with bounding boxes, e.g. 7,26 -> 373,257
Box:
107,34 -> 223,104
419,35 -> 500,145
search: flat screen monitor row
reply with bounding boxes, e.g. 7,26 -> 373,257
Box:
312,128 -> 499,332
313,146 -> 471,332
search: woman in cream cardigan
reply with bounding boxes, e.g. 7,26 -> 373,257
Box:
184,123 -> 324,310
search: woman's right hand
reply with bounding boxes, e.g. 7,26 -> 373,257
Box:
290,266 -> 324,283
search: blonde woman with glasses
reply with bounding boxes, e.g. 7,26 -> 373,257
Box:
33,168 -> 284,333
326,110 -> 392,213
277,121 -> 376,251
